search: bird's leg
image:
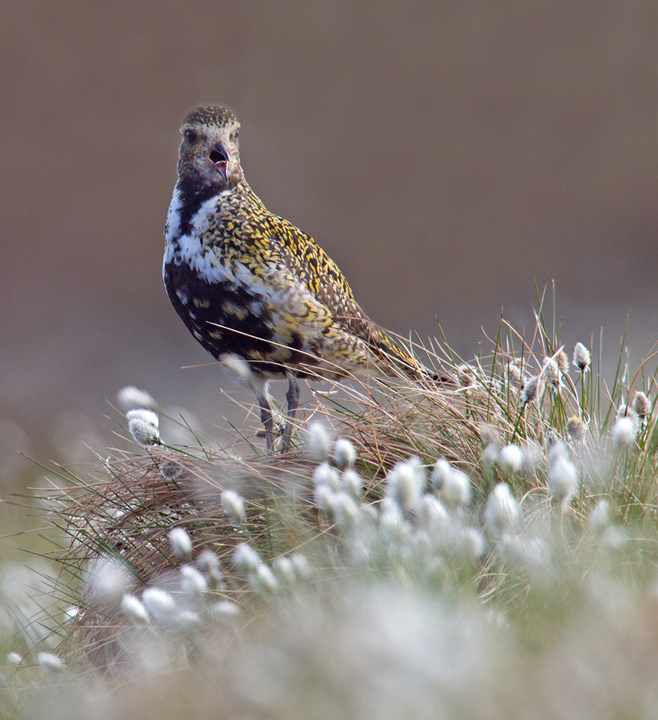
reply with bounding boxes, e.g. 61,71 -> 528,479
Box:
258,394 -> 275,452
281,374 -> 300,454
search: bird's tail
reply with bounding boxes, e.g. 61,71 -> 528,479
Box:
369,328 -> 441,382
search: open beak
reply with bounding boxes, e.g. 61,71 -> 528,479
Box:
208,143 -> 229,183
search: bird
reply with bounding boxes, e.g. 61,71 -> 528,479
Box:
163,105 -> 432,453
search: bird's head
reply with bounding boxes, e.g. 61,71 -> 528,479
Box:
177,106 -> 243,191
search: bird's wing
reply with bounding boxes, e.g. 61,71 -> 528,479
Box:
270,217 -> 429,379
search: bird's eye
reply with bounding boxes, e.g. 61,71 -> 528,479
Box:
184,129 -> 198,143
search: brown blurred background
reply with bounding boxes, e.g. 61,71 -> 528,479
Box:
0,0 -> 656,483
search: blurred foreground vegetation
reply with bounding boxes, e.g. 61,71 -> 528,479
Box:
2,292 -> 658,719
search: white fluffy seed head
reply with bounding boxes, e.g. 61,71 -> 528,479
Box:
196,549 -> 224,586
142,588 -> 177,621
379,499 -> 408,543
126,409 -> 160,446
506,360 -> 523,388
482,443 -> 499,467
273,557 -> 296,584
306,422 -> 332,461
384,457 -> 426,511
484,483 -> 520,537
313,462 -> 341,492
333,438 -> 357,470
37,652 -> 65,673
210,600 -> 241,623
248,564 -> 279,595
522,376 -> 544,406
121,593 -> 149,625
117,386 -> 158,412
220,353 -> 255,383
221,489 -> 246,526
460,527 -> 486,561
542,357 -> 560,390
573,342 -> 591,372
418,495 -> 452,539
289,553 -> 311,580
567,417 -> 587,443
431,458 -> 453,489
440,468 -> 472,509
6,652 -> 21,666
612,416 -> 638,449
555,350 -> 570,374
314,484 -> 336,514
180,565 -> 208,598
589,499 -> 611,534
341,469 -> 364,499
632,391 -> 651,419
548,455 -> 579,500
86,555 -> 132,605
499,444 -> 523,473
233,543 -> 262,573
331,492 -> 360,528
168,527 -> 193,559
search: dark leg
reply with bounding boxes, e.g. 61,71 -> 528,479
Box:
258,395 -> 275,452
281,374 -> 300,454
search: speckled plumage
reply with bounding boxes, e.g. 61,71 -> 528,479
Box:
163,105 -> 428,449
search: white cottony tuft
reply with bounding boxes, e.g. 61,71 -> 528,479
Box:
379,499 -> 408,543
142,588 -> 177,621
632,391 -> 651,419
431,458 -> 453,489
333,438 -> 357,470
86,555 -> 132,605
573,342 -> 591,372
589,499 -> 611,534
313,462 -> 341,492
418,495 -> 452,539
121,593 -> 149,625
441,469 -> 472,509
506,359 -> 523,388
117,386 -> 158,412
221,489 -> 246,526
126,409 -> 160,446
233,543 -> 262,573
384,457 -> 426,512
341,468 -> 364,499
460,527 -> 486,561
180,565 -> 208,597
168,527 -> 193,559
248,563 -> 279,594
542,357 -> 560,390
273,556 -> 297,584
555,349 -> 570,374
306,422 -> 332,461
484,483 -> 519,537
37,652 -> 65,673
482,443 -> 499,466
196,549 -> 224,586
499,444 -> 523,473
521,376 -> 544,406
314,483 -> 336,514
6,652 -> 21,666
220,353 -> 255,383
331,491 -> 360,528
289,553 -> 311,580
566,417 -> 587,443
548,455 -> 579,501
210,600 -> 241,622
612,416 -> 637,449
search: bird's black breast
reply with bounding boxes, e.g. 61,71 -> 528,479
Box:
164,259 -> 297,377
